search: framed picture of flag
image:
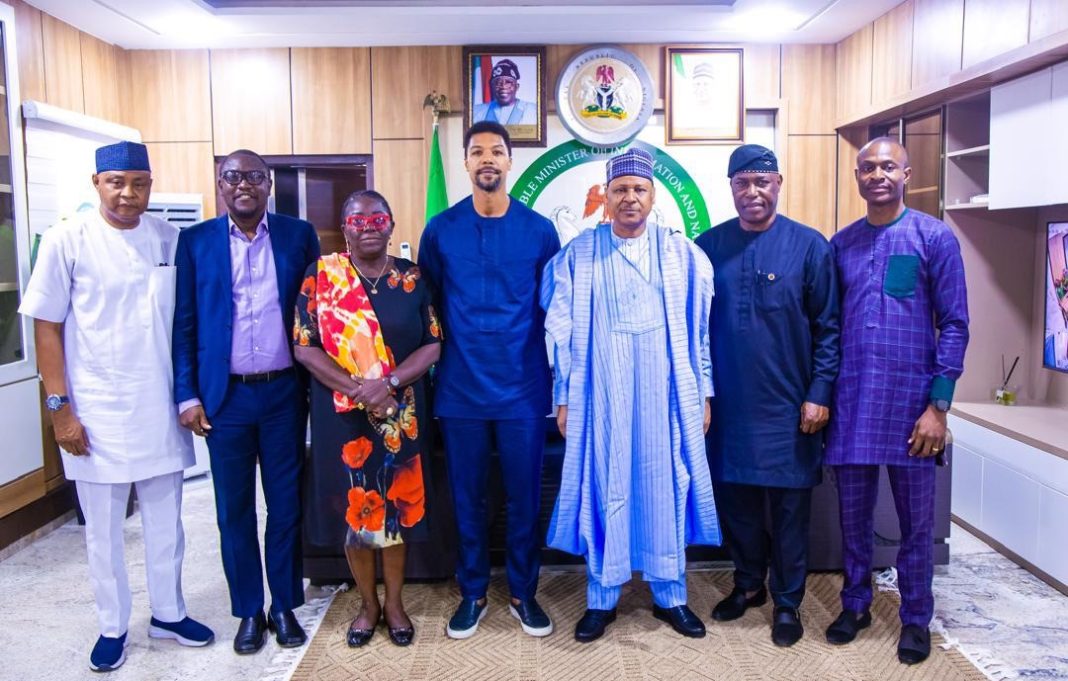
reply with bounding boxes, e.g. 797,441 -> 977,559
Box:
664,47 -> 744,145
463,45 -> 547,147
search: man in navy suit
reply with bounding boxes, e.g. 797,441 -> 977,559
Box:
173,149 -> 320,654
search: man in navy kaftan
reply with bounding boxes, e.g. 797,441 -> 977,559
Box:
696,145 -> 840,648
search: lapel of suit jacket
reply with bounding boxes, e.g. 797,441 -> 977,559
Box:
213,214 -> 234,333
266,212 -> 290,306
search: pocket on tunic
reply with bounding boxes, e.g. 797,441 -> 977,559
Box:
612,288 -> 665,335
755,271 -> 791,311
147,266 -> 178,333
883,254 -> 920,298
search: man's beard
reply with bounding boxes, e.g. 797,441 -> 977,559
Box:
476,171 -> 502,192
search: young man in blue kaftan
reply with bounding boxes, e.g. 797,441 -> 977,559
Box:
419,121 -> 560,640
542,147 -> 721,643
696,145 -> 840,648
826,138 -> 969,666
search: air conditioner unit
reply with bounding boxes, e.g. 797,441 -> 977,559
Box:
146,192 -> 203,230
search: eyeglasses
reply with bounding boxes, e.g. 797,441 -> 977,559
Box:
344,212 -> 392,232
220,169 -> 269,186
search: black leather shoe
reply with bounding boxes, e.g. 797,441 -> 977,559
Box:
825,608 -> 872,645
388,625 -> 415,647
574,608 -> 616,643
267,609 -> 307,648
771,606 -> 803,647
653,605 -> 706,638
346,617 -> 376,648
233,612 -> 267,655
897,625 -> 931,665
711,586 -> 768,621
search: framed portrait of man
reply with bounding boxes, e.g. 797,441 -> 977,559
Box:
464,45 -> 547,147
664,47 -> 744,144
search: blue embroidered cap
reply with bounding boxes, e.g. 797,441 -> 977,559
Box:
491,59 -> 520,82
95,141 -> 151,173
727,144 -> 778,177
606,147 -> 655,184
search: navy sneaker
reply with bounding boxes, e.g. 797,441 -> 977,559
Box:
445,598 -> 488,639
148,616 -> 215,647
89,632 -> 127,672
509,598 -> 553,637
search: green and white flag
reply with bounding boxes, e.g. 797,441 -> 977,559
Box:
425,123 -> 448,222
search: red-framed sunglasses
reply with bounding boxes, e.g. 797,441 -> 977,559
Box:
344,212 -> 392,232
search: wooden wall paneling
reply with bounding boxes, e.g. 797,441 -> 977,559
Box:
744,43 -> 781,107
0,469 -> 45,520
372,139 -> 426,258
126,50 -> 212,143
782,44 -> 837,134
911,0 -> 964,89
545,44 -> 580,113
1030,0 -> 1068,42
291,48 -> 371,155
210,48 -> 292,155
146,142 -> 216,217
425,45 -> 463,117
784,135 -> 836,237
621,43 -> 663,108
837,126 -> 870,229
962,0 -> 1030,69
79,33 -> 126,125
40,12 -> 83,113
834,26 -> 873,125
11,0 -> 46,103
871,0 -> 914,105
371,47 -> 428,140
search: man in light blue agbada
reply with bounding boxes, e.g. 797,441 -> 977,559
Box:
542,147 -> 721,643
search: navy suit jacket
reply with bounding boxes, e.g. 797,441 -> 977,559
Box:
173,212 -> 320,418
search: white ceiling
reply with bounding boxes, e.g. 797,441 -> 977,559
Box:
27,0 -> 903,50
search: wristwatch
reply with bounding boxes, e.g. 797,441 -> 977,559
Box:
930,398 -> 951,413
386,375 -> 401,389
45,394 -> 70,412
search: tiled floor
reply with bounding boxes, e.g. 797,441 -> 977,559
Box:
0,475 -> 1065,681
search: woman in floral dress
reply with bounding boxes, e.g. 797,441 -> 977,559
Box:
294,190 -> 441,647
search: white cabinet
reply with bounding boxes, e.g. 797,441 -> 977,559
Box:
990,68 -> 1052,209
949,412 -> 1068,586
990,61 -> 1068,209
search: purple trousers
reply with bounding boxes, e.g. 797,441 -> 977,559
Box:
833,464 -> 935,627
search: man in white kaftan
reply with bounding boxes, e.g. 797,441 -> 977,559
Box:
18,142 -> 213,672
542,147 -> 721,643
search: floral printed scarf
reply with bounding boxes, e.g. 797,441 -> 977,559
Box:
312,253 -> 393,413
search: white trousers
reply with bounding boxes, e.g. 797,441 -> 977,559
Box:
75,471 -> 187,637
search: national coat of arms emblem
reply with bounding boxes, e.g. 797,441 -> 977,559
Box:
555,46 -> 654,147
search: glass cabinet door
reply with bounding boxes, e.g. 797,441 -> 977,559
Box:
0,14 -> 35,385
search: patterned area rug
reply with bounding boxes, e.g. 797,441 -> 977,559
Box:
291,571 -> 988,681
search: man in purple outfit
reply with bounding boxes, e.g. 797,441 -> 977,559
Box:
825,137 -> 969,665
173,149 -> 320,654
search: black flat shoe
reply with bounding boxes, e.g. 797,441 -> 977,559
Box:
574,608 -> 616,643
233,612 -> 268,655
825,608 -> 872,645
346,618 -> 376,648
897,625 -> 931,665
388,626 -> 415,646
711,586 -> 768,622
268,609 -> 307,648
652,604 -> 706,638
771,606 -> 803,647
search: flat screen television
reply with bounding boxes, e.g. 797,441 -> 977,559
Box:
1045,221 -> 1068,372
